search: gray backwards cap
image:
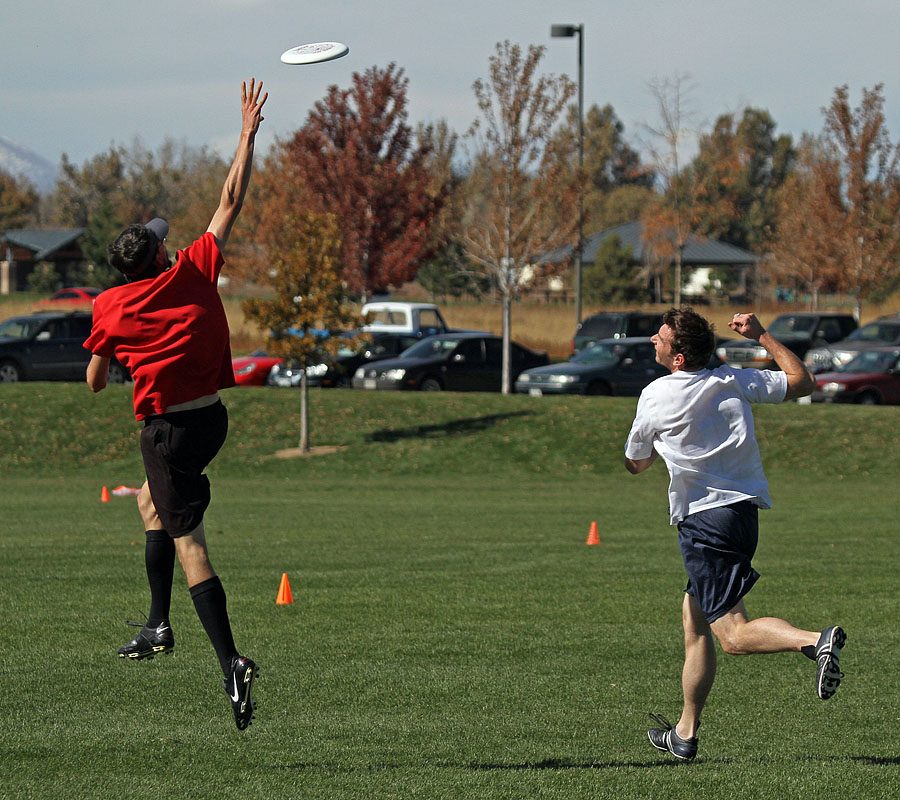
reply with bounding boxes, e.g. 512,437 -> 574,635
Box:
143,218 -> 169,242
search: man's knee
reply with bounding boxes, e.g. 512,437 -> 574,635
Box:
717,633 -> 746,655
711,619 -> 750,655
137,483 -> 160,528
173,524 -> 215,585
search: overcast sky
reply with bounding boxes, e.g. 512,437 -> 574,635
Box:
5,0 -> 900,169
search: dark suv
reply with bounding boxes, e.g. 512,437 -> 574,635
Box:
804,314 -> 900,373
0,311 -> 128,382
716,312 -> 857,370
572,311 -> 664,354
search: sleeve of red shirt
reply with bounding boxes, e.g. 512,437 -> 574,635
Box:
83,299 -> 115,357
183,232 -> 224,284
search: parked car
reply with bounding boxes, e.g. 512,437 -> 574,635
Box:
811,347 -> 900,404
571,311 -> 663,355
716,312 -> 857,369
0,311 -> 128,382
269,331 -> 422,388
352,332 -> 549,391
804,314 -> 900,372
231,350 -> 283,386
33,287 -> 102,309
516,338 -> 668,396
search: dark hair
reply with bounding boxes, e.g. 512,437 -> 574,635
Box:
662,307 -> 716,370
107,225 -> 158,279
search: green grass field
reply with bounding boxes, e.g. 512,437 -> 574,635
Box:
2,385 -> 899,799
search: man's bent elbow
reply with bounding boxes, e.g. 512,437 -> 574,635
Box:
784,372 -> 816,401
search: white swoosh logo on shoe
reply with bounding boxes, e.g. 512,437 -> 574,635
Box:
230,674 -> 240,702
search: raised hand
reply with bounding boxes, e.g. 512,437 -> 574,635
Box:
241,78 -> 268,137
729,313 -> 766,341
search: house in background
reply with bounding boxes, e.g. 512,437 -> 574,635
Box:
1,228 -> 85,293
539,220 -> 761,303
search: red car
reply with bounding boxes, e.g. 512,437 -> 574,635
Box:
231,350 -> 282,386
811,346 -> 900,404
33,287 -> 102,309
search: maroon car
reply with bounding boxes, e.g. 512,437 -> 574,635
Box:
811,347 -> 900,404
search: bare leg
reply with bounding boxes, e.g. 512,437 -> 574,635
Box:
710,600 -> 819,656
137,481 -> 160,529
173,522 -> 216,587
678,593 -> 716,739
139,481 -> 216,586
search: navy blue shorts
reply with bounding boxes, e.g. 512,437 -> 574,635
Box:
139,401 -> 228,537
676,500 -> 760,623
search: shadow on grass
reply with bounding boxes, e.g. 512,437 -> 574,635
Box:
273,757 -> 684,772
849,755 -> 900,766
366,411 -> 536,443
451,753 -> 900,770
445,758 -> 684,770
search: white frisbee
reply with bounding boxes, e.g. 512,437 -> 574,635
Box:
280,41 -> 349,65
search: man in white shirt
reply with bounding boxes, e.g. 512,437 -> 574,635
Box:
624,308 -> 846,761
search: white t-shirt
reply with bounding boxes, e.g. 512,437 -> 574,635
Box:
624,366 -> 788,525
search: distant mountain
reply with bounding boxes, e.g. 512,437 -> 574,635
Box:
0,137 -> 58,193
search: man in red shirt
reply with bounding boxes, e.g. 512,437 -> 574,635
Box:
85,78 -> 267,731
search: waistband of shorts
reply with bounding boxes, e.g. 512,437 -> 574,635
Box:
164,392 -> 220,413
143,397 -> 224,425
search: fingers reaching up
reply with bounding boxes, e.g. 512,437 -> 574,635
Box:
241,78 -> 268,137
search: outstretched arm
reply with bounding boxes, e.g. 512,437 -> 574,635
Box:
207,78 -> 268,251
729,313 -> 815,401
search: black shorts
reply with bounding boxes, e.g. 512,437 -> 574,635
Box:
139,401 -> 228,537
676,500 -> 760,623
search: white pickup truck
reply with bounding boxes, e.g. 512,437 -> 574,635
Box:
360,302 -> 452,337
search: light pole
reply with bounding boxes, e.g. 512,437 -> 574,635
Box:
551,23 -> 584,325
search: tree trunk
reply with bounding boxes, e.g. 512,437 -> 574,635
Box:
673,246 -> 683,307
299,368 -> 310,453
501,286 -> 512,394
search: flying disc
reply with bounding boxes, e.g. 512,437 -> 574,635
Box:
280,41 -> 349,65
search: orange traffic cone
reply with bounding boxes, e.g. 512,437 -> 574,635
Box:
276,572 -> 293,605
586,521 -> 600,545
101,486 -> 110,503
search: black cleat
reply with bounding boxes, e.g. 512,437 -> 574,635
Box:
118,620 -> 174,660
647,713 -> 698,760
815,626 -> 846,700
223,656 -> 257,730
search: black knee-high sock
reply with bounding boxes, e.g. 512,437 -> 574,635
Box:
189,576 -> 239,676
145,530 -> 175,627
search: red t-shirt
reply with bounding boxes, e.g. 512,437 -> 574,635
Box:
84,232 -> 236,420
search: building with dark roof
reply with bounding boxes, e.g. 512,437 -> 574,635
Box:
539,220 -> 761,302
1,228 -> 85,292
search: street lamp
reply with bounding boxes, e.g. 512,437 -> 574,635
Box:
551,23 -> 584,325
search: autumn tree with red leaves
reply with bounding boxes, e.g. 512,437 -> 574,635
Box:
769,135 -> 846,308
772,84 -> 900,316
265,64 -> 451,297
